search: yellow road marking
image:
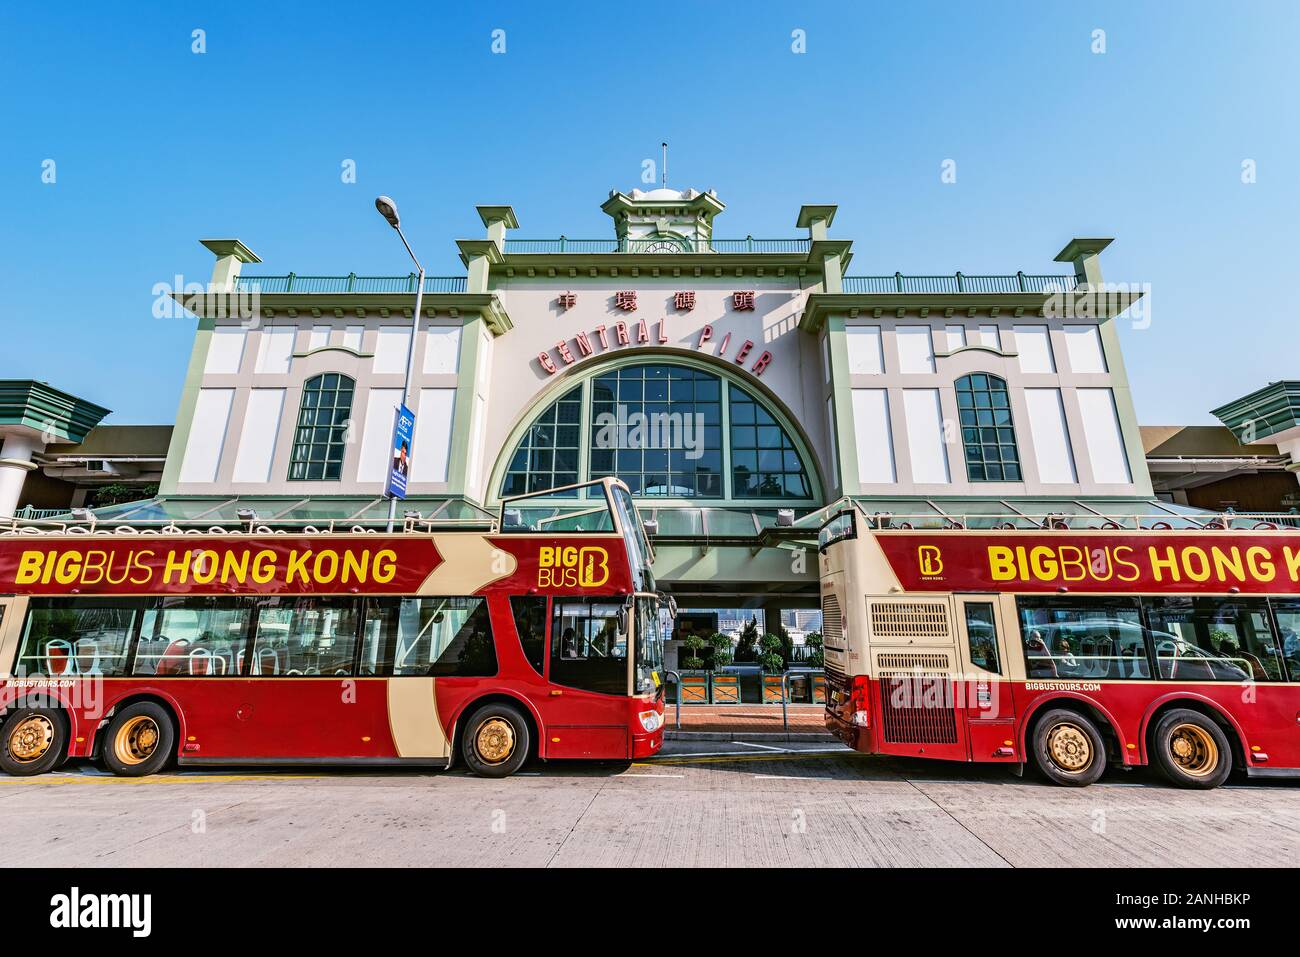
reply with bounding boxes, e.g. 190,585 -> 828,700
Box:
0,773 -> 323,785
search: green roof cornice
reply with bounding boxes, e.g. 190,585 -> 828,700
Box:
456,239 -> 506,267
476,205 -> 519,230
0,380 -> 111,443
492,241 -> 850,280
798,288 -> 1145,335
796,205 -> 838,230
600,189 -> 726,221
1211,381 -> 1300,443
1053,238 -> 1113,264
199,239 -> 261,264
169,292 -> 513,336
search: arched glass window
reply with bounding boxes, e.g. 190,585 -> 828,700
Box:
955,373 -> 1021,481
501,385 -> 582,497
590,365 -> 722,496
729,385 -> 811,498
499,362 -> 815,501
288,373 -> 354,481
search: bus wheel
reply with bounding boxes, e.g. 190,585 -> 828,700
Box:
1150,710 -> 1231,790
461,702 -> 530,778
102,702 -> 175,777
0,708 -> 68,776
1031,709 -> 1107,786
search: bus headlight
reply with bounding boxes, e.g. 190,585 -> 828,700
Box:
638,710 -> 663,733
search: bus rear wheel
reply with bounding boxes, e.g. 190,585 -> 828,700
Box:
1031,709 -> 1107,786
1150,709 -> 1231,790
0,708 -> 67,776
102,702 -> 175,777
461,702 -> 531,778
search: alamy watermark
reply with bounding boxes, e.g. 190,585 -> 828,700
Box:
1044,281 -> 1152,329
592,404 -> 704,460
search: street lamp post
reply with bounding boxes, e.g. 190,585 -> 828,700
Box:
374,195 -> 425,533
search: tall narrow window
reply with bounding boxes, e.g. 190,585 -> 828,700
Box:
956,373 -> 1021,481
288,373 -> 354,481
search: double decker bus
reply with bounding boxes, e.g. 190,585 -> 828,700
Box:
818,504 -> 1300,789
0,478 -> 668,779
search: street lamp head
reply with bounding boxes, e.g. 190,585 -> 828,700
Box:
375,195 -> 401,229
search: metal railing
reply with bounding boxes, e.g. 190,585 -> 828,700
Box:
503,238 -> 811,255
841,273 -> 1078,294
778,668 -> 825,732
663,669 -> 682,730
11,506 -> 70,520
236,274 -> 467,294
851,510 -> 1300,532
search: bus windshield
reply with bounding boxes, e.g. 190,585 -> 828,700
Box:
610,484 -> 654,592
634,595 -> 665,696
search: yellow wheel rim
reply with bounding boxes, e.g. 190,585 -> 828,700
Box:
474,718 -> 515,766
8,715 -> 54,764
113,715 -> 160,767
1168,723 -> 1218,777
1046,721 -> 1093,774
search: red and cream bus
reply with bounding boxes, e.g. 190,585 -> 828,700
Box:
818,505 -> 1300,789
0,478 -> 668,779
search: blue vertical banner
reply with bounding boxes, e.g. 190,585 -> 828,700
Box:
386,403 -> 415,499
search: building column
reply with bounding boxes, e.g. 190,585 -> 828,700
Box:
0,433 -> 44,517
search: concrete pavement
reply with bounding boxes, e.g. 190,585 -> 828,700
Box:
2,744 -> 1298,867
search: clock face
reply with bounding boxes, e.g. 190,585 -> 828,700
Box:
642,240 -> 680,253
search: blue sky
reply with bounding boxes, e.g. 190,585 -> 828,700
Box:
2,1 -> 1296,425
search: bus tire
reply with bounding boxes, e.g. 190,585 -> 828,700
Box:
1150,709 -> 1231,790
460,702 -> 531,778
102,702 -> 175,778
1031,709 -> 1107,786
0,707 -> 68,776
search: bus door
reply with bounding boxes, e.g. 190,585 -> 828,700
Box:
540,596 -> 633,759
954,595 -> 1019,763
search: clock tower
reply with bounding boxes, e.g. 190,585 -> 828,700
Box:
600,187 -> 726,252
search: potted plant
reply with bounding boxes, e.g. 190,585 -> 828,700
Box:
805,631 -> 824,669
734,617 -> 760,663
707,632 -> 740,704
679,633 -> 709,703
759,632 -> 786,702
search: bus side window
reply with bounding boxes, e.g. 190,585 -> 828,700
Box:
16,598 -> 140,678
1016,596 -> 1148,680
510,596 -> 548,677
1271,598 -> 1300,682
1144,597 -> 1282,682
963,602 -> 1000,675
361,598 -> 498,678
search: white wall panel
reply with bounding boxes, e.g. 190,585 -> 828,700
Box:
902,389 -> 950,483
356,388 -> 404,483
1078,388 -> 1132,483
232,389 -> 285,483
851,389 -> 896,483
411,388 -> 456,483
204,327 -> 246,375
1024,388 -> 1077,483
179,389 -> 234,483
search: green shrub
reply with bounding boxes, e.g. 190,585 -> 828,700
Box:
707,632 -> 733,670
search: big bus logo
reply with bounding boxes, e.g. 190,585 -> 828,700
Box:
917,545 -> 943,577
538,546 -> 610,588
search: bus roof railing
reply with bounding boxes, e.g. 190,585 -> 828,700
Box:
828,499 -> 1300,532
0,517 -> 499,537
